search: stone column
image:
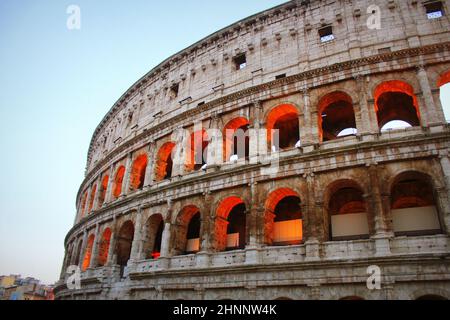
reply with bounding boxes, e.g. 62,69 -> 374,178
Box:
92,176 -> 101,212
206,113 -> 222,170
104,164 -> 115,205
355,74 -> 377,135
122,153 -> 133,197
304,173 -> 320,261
301,87 -> 314,147
197,192 -> 212,268
84,185 -> 92,217
171,127 -> 188,177
249,101 -> 264,163
247,182 -> 260,248
367,164 -> 392,256
143,140 -> 156,189
416,65 -> 437,125
89,224 -> 100,269
106,216 -> 118,266
130,208 -> 144,262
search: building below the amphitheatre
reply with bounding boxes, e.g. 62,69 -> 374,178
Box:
55,0 -> 450,300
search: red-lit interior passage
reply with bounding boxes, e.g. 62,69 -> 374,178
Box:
113,166 -> 126,199
266,104 -> 299,150
223,117 -> 250,161
155,142 -> 176,181
130,154 -> 148,190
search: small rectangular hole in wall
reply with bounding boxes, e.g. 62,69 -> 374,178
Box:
425,1 -> 444,19
170,83 -> 179,99
319,26 -> 335,43
276,73 -> 286,80
233,54 -> 247,70
197,101 -> 205,107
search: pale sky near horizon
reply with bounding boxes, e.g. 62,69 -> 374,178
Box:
0,1 -> 449,285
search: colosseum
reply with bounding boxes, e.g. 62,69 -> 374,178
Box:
55,0 -> 450,300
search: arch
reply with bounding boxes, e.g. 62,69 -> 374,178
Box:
390,171 -> 442,236
186,129 -> 208,171
317,91 -> 356,142
155,142 -> 176,181
98,175 -> 109,207
113,166 -> 126,199
88,184 -> 97,213
215,196 -> 246,251
266,104 -> 300,150
223,117 -> 250,161
374,80 -> 421,130
173,205 -> 201,255
130,154 -> 148,190
416,295 -> 447,300
438,70 -> 450,122
97,228 -> 111,267
81,234 -> 95,271
115,220 -> 134,267
265,188 -> 303,246
327,179 -> 369,241
144,214 -> 164,259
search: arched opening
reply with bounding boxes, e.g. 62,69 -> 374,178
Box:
318,91 -> 356,142
81,234 -> 95,271
144,214 -> 164,260
155,142 -> 176,181
98,175 -> 109,207
173,206 -> 202,255
97,228 -> 111,267
438,70 -> 450,122
215,196 -> 246,251
391,171 -> 442,236
115,221 -> 134,268
130,154 -> 148,191
88,184 -> 97,213
223,118 -> 250,162
328,181 -> 369,241
186,129 -> 208,171
416,295 -> 447,300
266,104 -> 300,151
265,188 -> 303,246
374,80 -> 421,131
80,191 -> 88,218
113,166 -> 126,199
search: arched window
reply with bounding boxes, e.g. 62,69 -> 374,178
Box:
215,197 -> 246,251
155,142 -> 176,181
113,166 -> 126,199
328,181 -> 369,241
97,228 -> 111,267
173,206 -> 202,255
115,221 -> 134,268
82,234 -> 95,271
88,184 -> 97,213
265,188 -> 303,246
144,214 -> 164,260
186,130 -> 208,171
391,172 -> 441,236
130,154 -> 148,191
374,81 -> 421,131
438,70 -> 450,122
318,91 -> 356,142
266,104 -> 300,151
223,118 -> 249,162
98,175 -> 109,207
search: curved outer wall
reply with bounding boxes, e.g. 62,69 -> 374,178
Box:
57,0 -> 450,300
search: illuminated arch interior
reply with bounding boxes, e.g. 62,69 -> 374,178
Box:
215,196 -> 246,251
174,206 -> 201,255
155,142 -> 176,181
98,175 -> 109,207
113,166 -> 126,199
266,104 -> 299,150
223,117 -> 249,161
82,234 -> 95,271
374,80 -> 421,131
130,154 -> 148,190
97,228 -> 111,267
115,221 -> 134,267
144,214 -> 164,259
186,130 -> 208,171
318,91 -> 356,142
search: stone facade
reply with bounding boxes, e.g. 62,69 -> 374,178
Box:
55,0 -> 450,300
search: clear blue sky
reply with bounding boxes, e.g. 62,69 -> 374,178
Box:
0,1 -> 449,285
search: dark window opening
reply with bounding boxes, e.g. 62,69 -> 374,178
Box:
233,54 -> 247,70
226,203 -> 246,250
151,221 -> 164,259
187,212 -> 201,240
425,1 -> 443,19
276,74 -> 286,80
232,125 -> 250,160
170,84 -> 179,99
273,114 -> 300,150
319,26 -> 334,43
